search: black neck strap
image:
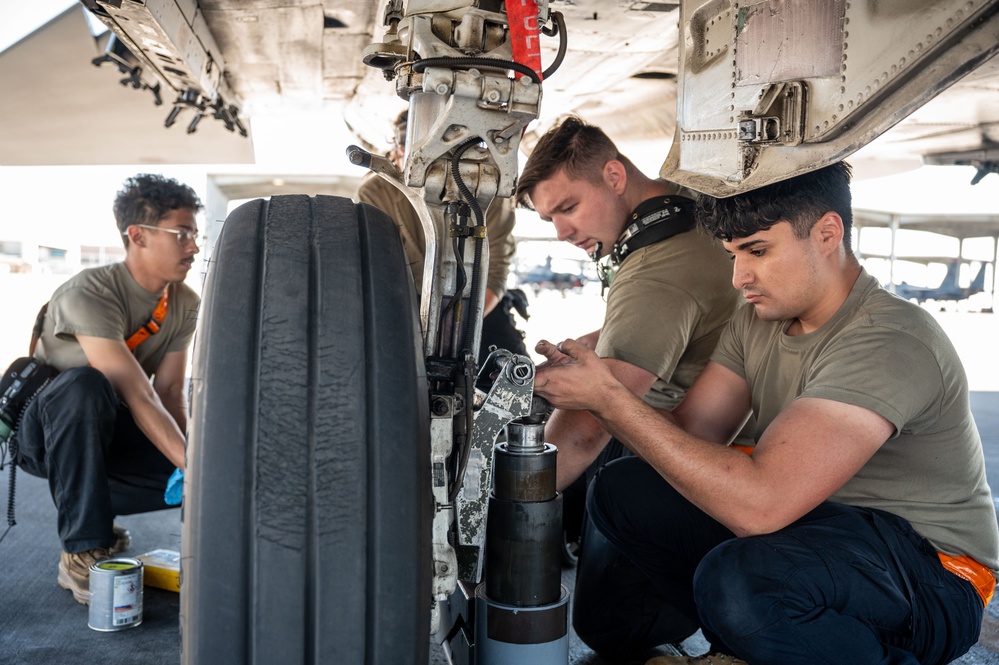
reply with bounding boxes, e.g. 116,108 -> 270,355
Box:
610,195 -> 697,266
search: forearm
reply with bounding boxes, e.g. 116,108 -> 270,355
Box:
590,385 -> 775,536
483,288 -> 500,316
158,386 -> 188,437
546,408 -> 614,491
535,340 -> 889,538
77,337 -> 188,471
128,388 -> 187,471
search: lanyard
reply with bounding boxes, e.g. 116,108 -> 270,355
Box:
593,196 -> 698,296
125,291 -> 169,351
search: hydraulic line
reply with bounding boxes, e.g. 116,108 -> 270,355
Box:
541,12 -> 567,80
412,56 -> 541,85
445,137 -> 488,504
450,139 -> 486,354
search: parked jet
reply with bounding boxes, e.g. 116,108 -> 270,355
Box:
516,256 -> 587,295
894,259 -> 989,304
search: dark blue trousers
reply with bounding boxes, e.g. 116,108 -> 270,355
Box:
586,456 -> 984,665
15,367 -> 175,554
569,438 -> 699,660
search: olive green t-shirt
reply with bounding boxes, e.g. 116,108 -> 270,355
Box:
356,173 -> 517,299
595,225 -> 742,411
36,262 -> 200,377
712,268 -> 999,572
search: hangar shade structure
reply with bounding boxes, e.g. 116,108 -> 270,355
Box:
854,209 -> 999,309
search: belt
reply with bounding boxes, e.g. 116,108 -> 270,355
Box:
938,552 -> 996,606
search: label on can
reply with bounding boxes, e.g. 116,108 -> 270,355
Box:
111,571 -> 142,626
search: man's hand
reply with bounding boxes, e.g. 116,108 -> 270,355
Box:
164,468 -> 184,506
539,337 -> 659,491
534,338 -> 627,412
77,335 -> 187,470
534,338 -> 573,368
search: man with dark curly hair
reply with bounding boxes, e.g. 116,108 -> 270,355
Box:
16,173 -> 202,604
534,162 -> 998,664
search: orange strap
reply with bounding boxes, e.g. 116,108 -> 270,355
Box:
125,292 -> 169,351
938,553 -> 996,606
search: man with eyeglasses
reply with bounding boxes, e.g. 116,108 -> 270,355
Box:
16,173 -> 202,604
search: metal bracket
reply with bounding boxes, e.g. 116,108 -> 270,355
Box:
453,350 -> 535,584
736,81 -> 806,146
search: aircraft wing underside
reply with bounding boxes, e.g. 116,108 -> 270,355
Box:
0,0 -> 997,193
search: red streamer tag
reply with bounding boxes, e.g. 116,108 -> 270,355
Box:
508,0 -> 543,81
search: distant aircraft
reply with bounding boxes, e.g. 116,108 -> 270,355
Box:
516,256 -> 587,295
893,260 -> 988,304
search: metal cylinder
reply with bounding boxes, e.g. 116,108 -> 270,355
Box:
88,558 -> 143,632
506,420 -> 546,454
485,421 -> 562,607
485,492 -> 563,606
474,583 -> 569,665
492,442 -> 557,501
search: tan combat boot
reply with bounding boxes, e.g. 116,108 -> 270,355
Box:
57,547 -> 114,604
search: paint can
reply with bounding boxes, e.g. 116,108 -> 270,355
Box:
88,558 -> 144,631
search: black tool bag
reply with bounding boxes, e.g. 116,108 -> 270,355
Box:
0,302 -> 56,443
0,304 -> 58,542
0,356 -> 60,443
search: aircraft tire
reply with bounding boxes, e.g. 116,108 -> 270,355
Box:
181,195 -> 430,665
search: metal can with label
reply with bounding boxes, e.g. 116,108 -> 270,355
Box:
88,558 -> 144,632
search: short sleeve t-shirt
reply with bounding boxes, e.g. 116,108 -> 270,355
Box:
596,224 -> 742,411
37,262 -> 200,377
711,269 -> 999,572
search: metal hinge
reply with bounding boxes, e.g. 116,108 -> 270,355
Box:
737,81 -> 807,146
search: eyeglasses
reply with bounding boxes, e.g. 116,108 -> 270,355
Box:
126,224 -> 200,246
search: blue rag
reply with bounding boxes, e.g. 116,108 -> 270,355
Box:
165,468 -> 184,506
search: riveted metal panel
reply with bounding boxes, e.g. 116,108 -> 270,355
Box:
663,0 -> 999,196
734,0 -> 844,85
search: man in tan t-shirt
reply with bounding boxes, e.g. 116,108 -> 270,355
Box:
516,115 -> 743,657
16,174 -> 201,605
533,162 -> 998,664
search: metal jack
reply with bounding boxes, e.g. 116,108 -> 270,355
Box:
438,386 -> 568,665
475,417 -> 569,663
